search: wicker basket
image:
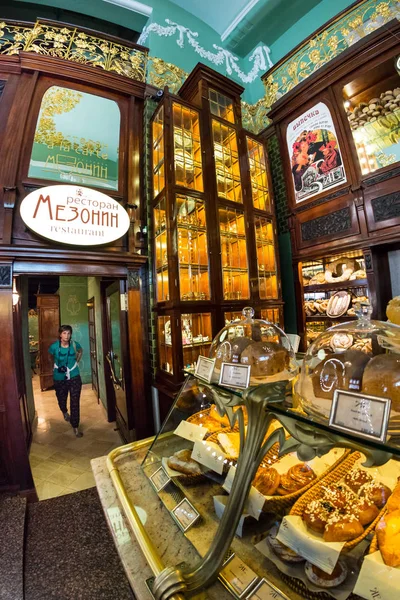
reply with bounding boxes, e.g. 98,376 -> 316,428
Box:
368,508 -> 386,555
186,407 -> 232,436
280,572 -> 361,600
290,452 -> 387,552
262,449 -> 351,516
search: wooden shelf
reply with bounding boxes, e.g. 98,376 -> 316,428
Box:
306,315 -> 357,321
304,279 -> 368,293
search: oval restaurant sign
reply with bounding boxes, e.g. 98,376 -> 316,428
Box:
20,185 -> 130,246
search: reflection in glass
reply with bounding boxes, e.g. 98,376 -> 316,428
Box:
260,308 -> 280,326
254,216 -> 277,299
177,194 -> 210,301
209,88 -> 235,123
29,86 -> 120,190
246,137 -> 271,212
109,291 -> 122,381
154,198 -> 169,302
219,207 -> 249,300
158,316 -> 173,374
181,313 -> 212,368
153,107 -> 165,197
173,103 -> 203,191
212,120 -> 242,202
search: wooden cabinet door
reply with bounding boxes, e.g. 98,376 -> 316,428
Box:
37,295 -> 60,391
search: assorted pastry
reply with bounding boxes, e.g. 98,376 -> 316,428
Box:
166,448 -> 204,476
346,88 -> 400,131
302,469 -> 392,542
304,294 -> 369,318
303,260 -> 366,287
375,477 -> 400,567
252,462 -> 316,497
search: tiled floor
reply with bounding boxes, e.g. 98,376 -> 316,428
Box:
30,376 -> 122,501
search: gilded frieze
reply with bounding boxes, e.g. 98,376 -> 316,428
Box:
148,57 -> 187,94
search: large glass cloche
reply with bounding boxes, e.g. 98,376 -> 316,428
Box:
295,305 -> 400,430
208,307 -> 298,386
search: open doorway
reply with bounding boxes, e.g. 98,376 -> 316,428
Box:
18,274 -> 124,500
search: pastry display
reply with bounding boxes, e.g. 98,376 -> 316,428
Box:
375,478 -> 400,567
349,269 -> 367,280
346,88 -> 400,131
324,257 -> 360,284
167,449 -> 203,476
188,411 -> 228,433
302,468 -> 392,542
387,296 -> 400,325
305,560 -> 348,588
361,354 -> 400,411
326,291 -> 351,317
267,524 -> 305,563
217,432 -> 241,460
253,466 -> 281,496
308,272 -> 326,285
253,462 -> 316,497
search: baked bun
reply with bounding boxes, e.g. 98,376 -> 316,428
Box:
356,498 -> 379,526
323,514 -> 364,542
359,482 -> 392,508
240,341 -> 289,377
376,509 -> 400,567
386,477 -> 400,512
303,500 -> 336,533
305,560 -> 348,588
312,350 -> 371,400
343,468 -> 373,493
361,355 -> 400,412
321,484 -> 357,510
167,449 -> 203,476
267,524 -> 305,563
253,467 -> 280,496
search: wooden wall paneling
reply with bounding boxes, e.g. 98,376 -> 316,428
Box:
0,285 -> 35,493
0,71 -> 38,245
127,267 -> 153,438
37,294 -> 60,391
363,175 -> 400,237
127,95 -> 145,252
365,246 -> 393,321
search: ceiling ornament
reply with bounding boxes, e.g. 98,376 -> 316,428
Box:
138,19 -> 273,84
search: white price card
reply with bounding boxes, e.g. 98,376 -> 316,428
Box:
247,579 -> 290,600
192,439 -> 226,475
170,498 -> 201,532
174,419 -> 209,442
330,389 -> 391,443
149,466 -> 171,492
194,355 -> 215,382
107,506 -> 131,546
277,516 -> 344,574
353,551 -> 400,600
220,554 -> 259,598
219,363 -> 251,389
222,465 -> 264,520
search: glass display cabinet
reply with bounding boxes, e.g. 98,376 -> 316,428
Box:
151,65 -> 283,397
109,312 -> 400,600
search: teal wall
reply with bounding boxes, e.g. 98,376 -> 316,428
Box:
88,276 -> 107,409
59,276 -> 91,384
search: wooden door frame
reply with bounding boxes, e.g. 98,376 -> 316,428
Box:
87,295 -> 100,402
101,279 -> 117,424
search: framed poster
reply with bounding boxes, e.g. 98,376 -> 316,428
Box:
286,102 -> 346,203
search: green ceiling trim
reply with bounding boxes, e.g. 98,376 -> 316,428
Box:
263,0 -> 400,109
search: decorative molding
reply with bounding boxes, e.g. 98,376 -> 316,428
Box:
301,207 -> 352,241
295,187 -> 350,213
241,97 -> 271,134
138,19 -> 273,84
364,165 -> 400,186
148,56 -> 187,94
263,0 -> 400,109
0,19 -> 147,82
127,270 -> 140,290
0,265 -> 12,288
364,251 -> 372,271
372,192 -> 400,222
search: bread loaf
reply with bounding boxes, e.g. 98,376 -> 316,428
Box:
361,355 -> 400,412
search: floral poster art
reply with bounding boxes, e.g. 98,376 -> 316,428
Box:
286,102 -> 347,203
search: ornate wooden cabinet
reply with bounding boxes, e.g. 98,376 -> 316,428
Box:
151,65 -> 283,395
264,21 -> 400,349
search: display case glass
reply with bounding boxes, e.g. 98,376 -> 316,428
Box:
152,106 -> 165,197
254,215 -> 278,299
181,312 -> 212,369
246,137 -> 271,212
173,102 -> 203,191
219,207 -> 249,300
177,194 -> 210,301
154,197 -> 169,302
260,307 -> 280,325
212,120 -> 242,202
209,88 -> 235,123
301,250 -> 368,346
224,311 -> 243,324
343,58 -> 400,175
157,315 -> 173,374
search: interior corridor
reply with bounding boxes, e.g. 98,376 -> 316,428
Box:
29,376 -> 122,500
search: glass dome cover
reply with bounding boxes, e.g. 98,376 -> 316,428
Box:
208,307 -> 298,386
295,305 -> 400,428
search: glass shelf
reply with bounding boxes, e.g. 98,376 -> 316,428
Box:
158,316 -> 173,374
173,103 -> 203,192
152,107 -> 165,198
209,88 -> 235,124
255,215 -> 277,299
219,206 -> 249,301
260,307 -> 281,326
212,120 -> 242,203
